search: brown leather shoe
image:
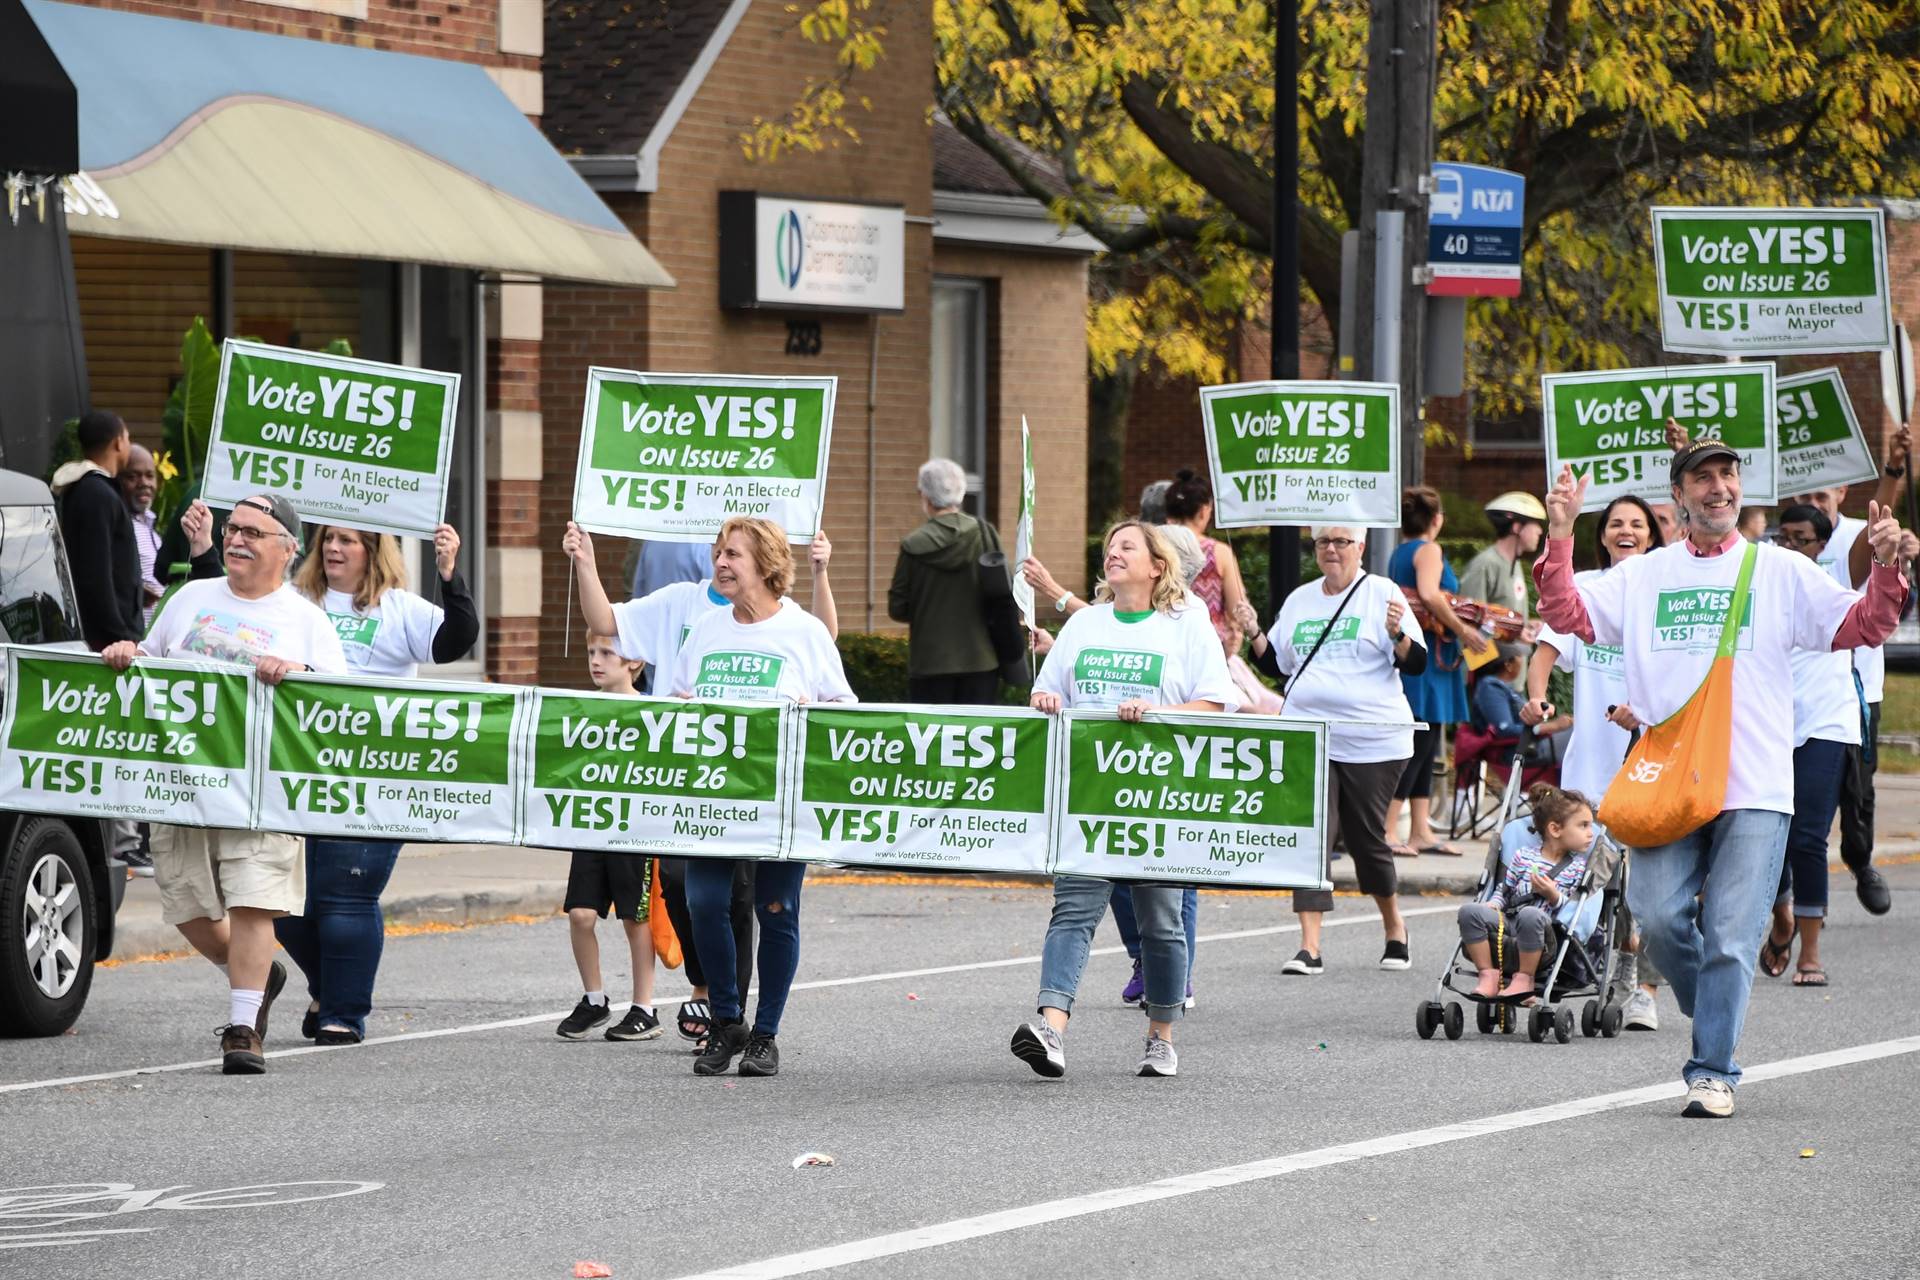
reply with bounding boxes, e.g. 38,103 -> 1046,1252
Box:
255,960 -> 287,1039
221,1024 -> 266,1075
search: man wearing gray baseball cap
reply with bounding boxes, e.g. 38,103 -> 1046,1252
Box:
102,493 -> 347,1075
1532,441 -> 1906,1120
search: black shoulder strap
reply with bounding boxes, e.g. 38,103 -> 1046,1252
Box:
1282,571 -> 1367,699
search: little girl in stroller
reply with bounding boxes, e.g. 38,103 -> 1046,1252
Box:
1457,784 -> 1595,1002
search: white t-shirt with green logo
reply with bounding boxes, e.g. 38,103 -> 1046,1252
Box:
1575,540 -> 1860,814
1537,569 -> 1629,802
1817,515 -> 1884,704
611,578 -> 726,684
671,596 -> 855,704
1268,572 -> 1424,763
1034,601 -> 1238,712
322,586 -> 443,678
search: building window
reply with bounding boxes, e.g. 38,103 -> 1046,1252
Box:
1472,405 -> 1544,450
930,276 -> 988,510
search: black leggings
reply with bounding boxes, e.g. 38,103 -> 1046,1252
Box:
1394,725 -> 1442,800
660,858 -> 755,992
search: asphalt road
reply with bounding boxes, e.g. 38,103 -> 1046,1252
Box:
3,866 -> 1918,1280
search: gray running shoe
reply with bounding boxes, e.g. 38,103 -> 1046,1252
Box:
1137,1033 -> 1178,1077
1011,1020 -> 1065,1078
1682,1076 -> 1734,1119
1622,989 -> 1659,1031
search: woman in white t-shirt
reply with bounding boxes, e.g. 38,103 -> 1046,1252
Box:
1239,526 -> 1426,977
670,517 -> 855,1080
1012,522 -> 1237,1081
280,522 -> 479,1045
1523,494 -> 1663,1030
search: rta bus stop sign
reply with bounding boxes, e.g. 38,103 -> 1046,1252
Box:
1427,163 -> 1524,298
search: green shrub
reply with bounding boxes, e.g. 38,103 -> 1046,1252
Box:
836,631 -> 912,703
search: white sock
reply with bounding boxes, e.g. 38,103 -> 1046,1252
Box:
634,1004 -> 655,1017
584,991 -> 608,1006
229,988 -> 264,1029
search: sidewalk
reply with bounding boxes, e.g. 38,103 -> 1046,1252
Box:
105,777 -> 1920,960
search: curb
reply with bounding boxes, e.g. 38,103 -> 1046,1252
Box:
110,879 -> 570,962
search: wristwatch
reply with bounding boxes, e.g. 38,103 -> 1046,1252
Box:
1886,464 -> 1906,479
1054,591 -> 1073,614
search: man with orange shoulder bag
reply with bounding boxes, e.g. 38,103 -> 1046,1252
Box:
1533,441 -> 1906,1120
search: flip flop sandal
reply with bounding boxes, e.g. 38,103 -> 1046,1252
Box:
1760,932 -> 1793,979
1389,842 -> 1419,858
1418,843 -> 1467,857
677,999 -> 712,1043
1792,966 -> 1829,987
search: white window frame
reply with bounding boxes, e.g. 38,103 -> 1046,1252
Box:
929,275 -> 989,505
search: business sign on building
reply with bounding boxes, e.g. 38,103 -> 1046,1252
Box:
719,192 -> 905,314
1426,163 -> 1524,298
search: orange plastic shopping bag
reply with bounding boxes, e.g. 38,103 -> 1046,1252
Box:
648,859 -> 683,969
1598,543 -> 1754,848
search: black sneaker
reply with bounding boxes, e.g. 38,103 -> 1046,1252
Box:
1281,949 -> 1324,976
1856,866 -> 1892,916
1379,938 -> 1411,971
694,1018 -> 750,1075
556,996 -> 612,1039
219,1023 -> 265,1075
605,1005 -> 664,1041
256,960 -> 287,1039
120,848 -> 155,878
738,1031 -> 780,1077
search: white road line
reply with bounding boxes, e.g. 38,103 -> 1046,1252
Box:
671,1033 -> 1920,1280
0,905 -> 1455,1096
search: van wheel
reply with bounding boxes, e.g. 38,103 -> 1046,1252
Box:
0,819 -> 97,1036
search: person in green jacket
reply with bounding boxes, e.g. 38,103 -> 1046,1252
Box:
889,458 -> 1002,703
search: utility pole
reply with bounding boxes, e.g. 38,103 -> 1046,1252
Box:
1268,0 -> 1301,613
1354,0 -> 1439,531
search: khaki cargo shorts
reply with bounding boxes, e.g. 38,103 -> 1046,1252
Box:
150,826 -> 305,925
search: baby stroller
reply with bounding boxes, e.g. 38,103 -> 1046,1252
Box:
1415,758 -> 1630,1043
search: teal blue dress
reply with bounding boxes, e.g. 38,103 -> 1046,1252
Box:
1389,539 -> 1469,724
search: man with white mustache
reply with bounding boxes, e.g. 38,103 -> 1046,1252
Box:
102,493 -> 346,1076
1535,441 -> 1906,1119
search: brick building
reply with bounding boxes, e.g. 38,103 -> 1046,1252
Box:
538,1 -> 1095,686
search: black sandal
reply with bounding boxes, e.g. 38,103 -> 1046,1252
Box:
1759,929 -> 1793,979
677,999 -> 711,1043
1792,966 -> 1829,987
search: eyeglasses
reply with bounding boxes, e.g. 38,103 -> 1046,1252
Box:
223,522 -> 284,545
1312,537 -> 1357,551
1773,531 -> 1820,549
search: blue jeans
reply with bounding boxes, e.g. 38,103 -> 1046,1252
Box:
1777,739 -> 1847,919
1627,808 -> 1790,1088
1039,876 -> 1187,1023
685,859 -> 804,1036
273,839 -> 401,1039
1108,885 -> 1197,986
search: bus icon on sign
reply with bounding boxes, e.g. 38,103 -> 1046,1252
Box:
1431,170 -> 1464,219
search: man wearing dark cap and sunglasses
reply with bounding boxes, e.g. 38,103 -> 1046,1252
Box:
1534,440 -> 1907,1120
102,494 -> 346,1075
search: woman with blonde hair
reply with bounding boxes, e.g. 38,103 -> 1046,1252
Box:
1013,521 -> 1237,1080
279,521 -> 477,1043
671,517 -> 856,1079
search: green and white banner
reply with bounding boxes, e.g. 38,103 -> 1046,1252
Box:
1200,380 -> 1401,528
571,369 -> 837,544
1542,364 -> 1777,511
789,705 -> 1055,874
1775,368 -> 1879,495
1653,207 -> 1892,356
205,339 -> 460,538
255,675 -> 530,844
522,693 -> 790,858
0,648 -> 258,828
1051,711 -> 1328,889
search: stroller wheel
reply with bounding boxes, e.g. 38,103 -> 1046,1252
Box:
1581,1000 -> 1601,1038
1415,1001 -> 1439,1040
1475,1000 -> 1495,1035
1554,1006 -> 1574,1044
1442,1002 -> 1464,1040
1499,1003 -> 1516,1034
1527,1006 -> 1550,1043
1601,1003 -> 1624,1038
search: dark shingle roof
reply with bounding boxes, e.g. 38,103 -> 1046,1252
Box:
932,114 -> 1070,199
543,0 -> 736,156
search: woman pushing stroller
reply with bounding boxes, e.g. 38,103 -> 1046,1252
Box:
1457,785 -> 1595,1002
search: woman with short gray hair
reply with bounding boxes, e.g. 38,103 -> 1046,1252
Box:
888,458 -> 1004,703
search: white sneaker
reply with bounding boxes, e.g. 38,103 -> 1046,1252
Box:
1622,989 -> 1659,1031
1011,1020 -> 1065,1078
1137,1033 -> 1178,1077
1682,1076 -> 1735,1119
